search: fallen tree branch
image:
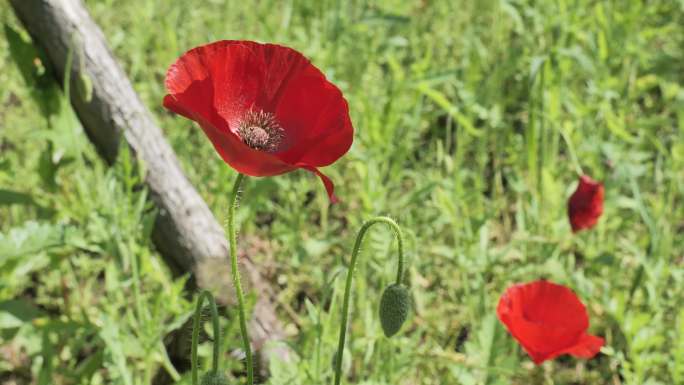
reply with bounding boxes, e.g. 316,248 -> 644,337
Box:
9,0 -> 290,377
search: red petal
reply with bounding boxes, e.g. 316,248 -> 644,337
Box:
497,280 -> 602,364
273,71 -> 354,167
245,42 -> 315,111
559,333 -> 604,359
164,86 -> 293,176
297,164 -> 339,203
165,41 -> 263,127
514,280 -> 588,329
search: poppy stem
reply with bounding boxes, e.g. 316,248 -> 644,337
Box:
333,216 -> 406,385
191,290 -> 221,385
226,173 -> 254,385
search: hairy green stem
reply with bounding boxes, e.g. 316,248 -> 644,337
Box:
191,290 -> 221,385
333,216 -> 406,385
227,173 -> 254,385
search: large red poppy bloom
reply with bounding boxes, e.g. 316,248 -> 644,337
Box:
163,40 -> 353,202
567,175 -> 604,232
496,280 -> 604,364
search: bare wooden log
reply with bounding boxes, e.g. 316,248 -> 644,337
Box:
9,0 -> 290,374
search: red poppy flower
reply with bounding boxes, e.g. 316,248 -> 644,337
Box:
568,175 -> 604,232
496,280 -> 604,364
163,40 -> 353,202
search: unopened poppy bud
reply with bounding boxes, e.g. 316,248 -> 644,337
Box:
200,371 -> 229,385
379,283 -> 411,337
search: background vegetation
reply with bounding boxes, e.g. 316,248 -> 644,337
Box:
1,0 -> 683,384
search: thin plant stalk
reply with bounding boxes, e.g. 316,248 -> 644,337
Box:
191,290 -> 221,385
227,173 -> 254,385
333,216 -> 406,385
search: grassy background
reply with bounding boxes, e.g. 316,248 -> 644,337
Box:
1,0 -> 683,384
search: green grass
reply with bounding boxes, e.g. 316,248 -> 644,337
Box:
1,0 -> 683,384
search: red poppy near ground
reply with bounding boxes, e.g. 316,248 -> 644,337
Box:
568,175 -> 604,232
163,40 -> 353,202
496,280 -> 604,364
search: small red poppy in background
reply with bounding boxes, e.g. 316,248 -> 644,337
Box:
163,40 -> 353,202
496,280 -> 604,364
568,175 -> 604,232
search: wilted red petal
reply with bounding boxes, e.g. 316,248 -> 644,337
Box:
163,40 -> 353,201
496,280 -> 604,365
568,175 -> 604,232
297,164 -> 339,204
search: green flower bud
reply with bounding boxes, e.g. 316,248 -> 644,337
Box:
200,371 -> 229,385
378,283 -> 411,337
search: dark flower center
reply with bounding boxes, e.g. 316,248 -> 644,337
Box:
236,110 -> 284,153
